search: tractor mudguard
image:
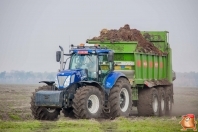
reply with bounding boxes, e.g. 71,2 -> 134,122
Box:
39,81 -> 55,86
103,72 -> 126,89
79,81 -> 104,92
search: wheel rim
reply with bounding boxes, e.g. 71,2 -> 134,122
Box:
161,95 -> 165,111
167,96 -> 171,110
87,95 -> 99,114
119,88 -> 129,112
46,108 -> 56,113
152,95 -> 158,113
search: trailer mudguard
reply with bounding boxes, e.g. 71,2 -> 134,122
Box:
103,71 -> 126,89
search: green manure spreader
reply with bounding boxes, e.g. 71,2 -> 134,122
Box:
30,31 -> 175,120
87,31 -> 176,117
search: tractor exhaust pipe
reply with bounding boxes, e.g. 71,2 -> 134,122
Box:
59,46 -> 64,71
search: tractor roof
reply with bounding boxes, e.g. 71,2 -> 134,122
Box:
69,44 -> 112,54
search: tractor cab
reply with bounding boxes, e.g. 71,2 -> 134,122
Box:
55,44 -> 114,89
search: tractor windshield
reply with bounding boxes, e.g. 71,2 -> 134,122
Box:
69,54 -> 97,80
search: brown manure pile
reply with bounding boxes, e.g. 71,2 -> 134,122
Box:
88,24 -> 163,55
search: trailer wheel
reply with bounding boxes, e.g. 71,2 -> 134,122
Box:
108,77 -> 132,119
158,87 -> 166,116
137,87 -> 159,116
72,86 -> 103,119
165,86 -> 173,116
30,85 -> 61,120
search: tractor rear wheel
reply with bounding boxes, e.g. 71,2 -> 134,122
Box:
108,77 -> 132,119
30,85 -> 61,120
137,87 -> 160,116
72,86 -> 103,119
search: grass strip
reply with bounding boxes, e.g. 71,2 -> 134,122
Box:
0,117 -> 193,132
0,120 -> 41,132
114,117 -> 182,132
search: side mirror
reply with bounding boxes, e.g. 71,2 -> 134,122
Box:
108,51 -> 114,62
56,51 -> 61,62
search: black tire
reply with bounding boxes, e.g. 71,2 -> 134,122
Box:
137,87 -> 159,116
30,85 -> 61,120
165,86 -> 173,116
108,77 -> 132,119
158,87 -> 166,116
62,108 -> 74,118
72,86 -> 103,119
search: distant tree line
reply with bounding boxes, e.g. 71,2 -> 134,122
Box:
0,71 -> 198,87
0,71 -> 57,84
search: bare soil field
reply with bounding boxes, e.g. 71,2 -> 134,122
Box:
0,84 -> 197,121
172,86 -> 198,117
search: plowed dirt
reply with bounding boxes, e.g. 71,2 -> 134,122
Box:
88,24 -> 163,55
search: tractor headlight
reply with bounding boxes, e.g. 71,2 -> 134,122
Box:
64,76 -> 70,88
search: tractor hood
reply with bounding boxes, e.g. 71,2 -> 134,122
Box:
55,69 -> 87,89
57,69 -> 81,76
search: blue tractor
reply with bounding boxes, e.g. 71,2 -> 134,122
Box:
30,44 -> 132,120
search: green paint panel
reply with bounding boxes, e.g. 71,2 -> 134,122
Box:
158,56 -> 163,79
153,56 -> 158,79
142,55 -> 147,79
114,53 -> 134,61
167,48 -> 173,82
148,56 -> 153,80
134,53 -> 168,84
135,79 -> 144,84
141,31 -> 167,41
141,31 -> 168,53
134,54 -> 141,79
162,57 -> 167,78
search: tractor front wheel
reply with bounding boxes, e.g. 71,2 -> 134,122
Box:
30,85 -> 61,120
72,86 -> 103,119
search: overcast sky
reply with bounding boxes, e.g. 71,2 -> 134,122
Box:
0,0 -> 198,72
